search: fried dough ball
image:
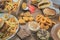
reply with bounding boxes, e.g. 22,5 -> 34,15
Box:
40,23 -> 45,29
19,18 -> 26,24
13,3 -> 18,12
40,17 -> 46,23
36,17 -> 40,22
8,17 -> 16,22
31,0 -> 37,4
40,22 -> 49,29
23,17 -> 29,22
24,12 -> 32,17
36,14 -> 56,30
18,11 -> 34,24
44,26 -> 49,30
36,14 -> 44,18
20,12 -> 24,17
28,17 -> 34,21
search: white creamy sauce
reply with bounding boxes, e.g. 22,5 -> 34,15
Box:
28,22 -> 40,31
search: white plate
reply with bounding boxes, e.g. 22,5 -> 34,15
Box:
0,13 -> 19,40
51,23 -> 60,40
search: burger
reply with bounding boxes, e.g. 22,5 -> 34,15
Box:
43,8 -> 56,18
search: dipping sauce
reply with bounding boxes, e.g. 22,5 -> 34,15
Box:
28,21 -> 40,31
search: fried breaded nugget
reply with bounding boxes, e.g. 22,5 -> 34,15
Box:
40,23 -> 45,29
28,17 -> 34,21
20,12 -> 24,17
24,12 -> 32,17
23,17 -> 29,22
19,18 -> 26,24
44,25 -> 49,30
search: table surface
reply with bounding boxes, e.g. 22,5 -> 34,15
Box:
9,1 -> 60,40
10,7 -> 60,40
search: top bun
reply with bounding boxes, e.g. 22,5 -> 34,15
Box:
43,8 -> 56,15
38,0 -> 51,9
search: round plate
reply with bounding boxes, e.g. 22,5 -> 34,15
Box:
51,23 -> 60,40
0,13 -> 19,40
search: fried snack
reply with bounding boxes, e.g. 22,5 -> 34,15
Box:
24,11 -> 32,17
36,14 -> 56,30
36,14 -> 44,18
19,18 -> 26,24
40,17 -> 46,23
44,25 -> 49,30
8,17 -> 16,22
36,14 -> 44,22
0,16 -> 18,40
31,0 -> 37,4
28,17 -> 34,21
5,2 -> 18,12
46,20 -> 52,26
12,3 -> 18,12
4,2 -> 13,11
23,17 -> 29,22
5,4 -> 12,11
6,0 -> 12,2
20,12 -> 24,17
40,23 -> 45,29
18,11 -> 34,24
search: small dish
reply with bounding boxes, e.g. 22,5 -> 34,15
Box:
21,0 -> 29,11
37,29 -> 50,40
51,23 -> 60,40
28,21 -> 40,31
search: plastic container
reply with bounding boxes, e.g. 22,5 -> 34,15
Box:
28,21 -> 40,32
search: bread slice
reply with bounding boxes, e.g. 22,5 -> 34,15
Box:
38,0 -> 51,9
